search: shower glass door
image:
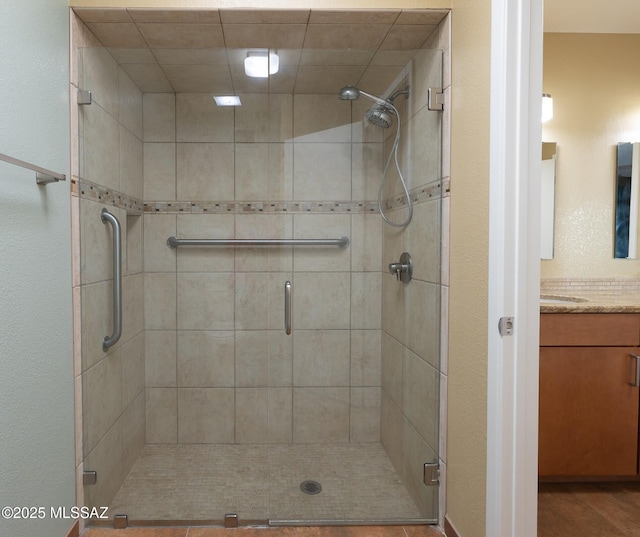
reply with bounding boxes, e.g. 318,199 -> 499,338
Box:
76,43 -> 147,518
74,9 -> 444,525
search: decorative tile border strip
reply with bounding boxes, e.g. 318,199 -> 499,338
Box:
382,179 -> 445,212
72,177 -> 445,216
143,180 -> 446,215
72,178 -> 144,215
144,200 -> 379,214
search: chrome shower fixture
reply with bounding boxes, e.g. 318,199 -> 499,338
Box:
338,85 -> 410,105
338,85 -> 388,106
338,84 -> 414,228
339,85 -> 410,129
387,86 -> 411,103
365,105 -> 394,129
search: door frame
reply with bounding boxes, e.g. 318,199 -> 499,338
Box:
486,0 -> 543,535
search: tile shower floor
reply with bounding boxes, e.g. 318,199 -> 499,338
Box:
108,443 -> 424,523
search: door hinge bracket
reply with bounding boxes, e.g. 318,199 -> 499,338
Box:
423,462 -> 440,486
428,87 -> 444,111
82,470 -> 97,485
77,89 -> 92,105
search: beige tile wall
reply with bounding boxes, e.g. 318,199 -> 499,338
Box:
142,85 -> 386,445
73,18 -> 145,511
379,17 -> 450,520
141,38 -> 446,462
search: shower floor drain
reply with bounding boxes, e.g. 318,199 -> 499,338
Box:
300,480 -> 322,495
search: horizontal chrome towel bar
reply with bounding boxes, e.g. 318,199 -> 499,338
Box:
167,236 -> 350,249
0,152 -> 66,184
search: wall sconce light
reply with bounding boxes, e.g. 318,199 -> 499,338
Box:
244,50 -> 279,78
542,93 -> 553,123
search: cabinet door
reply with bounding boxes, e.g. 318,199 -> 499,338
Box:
539,347 -> 640,477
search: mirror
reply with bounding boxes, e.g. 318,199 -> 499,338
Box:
614,142 -> 640,259
541,142 -> 557,260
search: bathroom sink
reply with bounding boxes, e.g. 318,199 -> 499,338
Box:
540,295 -> 587,304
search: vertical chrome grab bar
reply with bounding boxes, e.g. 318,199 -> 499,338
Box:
101,209 -> 122,351
284,281 -> 292,335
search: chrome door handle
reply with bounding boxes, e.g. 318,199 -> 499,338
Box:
284,281 -> 291,335
630,354 -> 640,387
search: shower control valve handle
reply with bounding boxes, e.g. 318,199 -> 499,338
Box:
388,252 -> 412,283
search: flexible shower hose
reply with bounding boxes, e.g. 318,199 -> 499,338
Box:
376,101 -> 413,227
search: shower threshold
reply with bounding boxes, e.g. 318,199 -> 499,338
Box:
105,443 -> 432,525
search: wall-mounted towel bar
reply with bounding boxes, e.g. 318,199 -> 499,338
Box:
0,152 -> 66,184
166,236 -> 350,249
102,209 -> 122,351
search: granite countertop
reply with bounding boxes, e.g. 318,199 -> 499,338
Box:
540,293 -> 640,313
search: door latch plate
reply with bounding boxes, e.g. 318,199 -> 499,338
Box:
498,316 -> 514,336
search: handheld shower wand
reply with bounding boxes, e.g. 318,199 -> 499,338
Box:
338,85 -> 412,228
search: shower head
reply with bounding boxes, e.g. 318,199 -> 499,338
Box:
339,85 -> 396,128
338,86 -> 387,106
338,86 -> 360,100
366,105 -> 394,129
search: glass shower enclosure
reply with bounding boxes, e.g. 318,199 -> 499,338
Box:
73,7 -> 445,526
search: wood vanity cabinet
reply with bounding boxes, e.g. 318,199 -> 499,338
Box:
539,313 -> 640,478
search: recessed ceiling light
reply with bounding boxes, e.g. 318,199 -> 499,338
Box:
213,95 -> 242,106
244,50 -> 279,78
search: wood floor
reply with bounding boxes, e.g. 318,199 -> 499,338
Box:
80,483 -> 640,536
81,525 -> 443,537
538,482 -> 640,536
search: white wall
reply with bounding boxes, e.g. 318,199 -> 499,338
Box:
0,2 -> 75,537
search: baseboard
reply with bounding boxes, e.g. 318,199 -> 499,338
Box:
65,520 -> 80,537
444,516 -> 461,537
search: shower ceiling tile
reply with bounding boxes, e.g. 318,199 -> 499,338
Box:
229,65 -> 269,94
86,23 -> 147,48
294,65 -> 366,94
262,68 -> 297,95
108,48 -> 158,64
72,8 -> 132,23
380,24 -> 436,50
396,9 -> 449,25
302,24 -> 391,50
299,49 -> 375,66
370,50 -> 418,66
137,23 -> 225,49
72,8 -> 450,95
163,64 -> 233,93
121,63 -> 174,93
153,48 -> 229,66
222,23 -> 307,49
229,65 -> 297,94
220,9 -> 310,24
127,9 -> 221,24
308,9 -> 400,24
